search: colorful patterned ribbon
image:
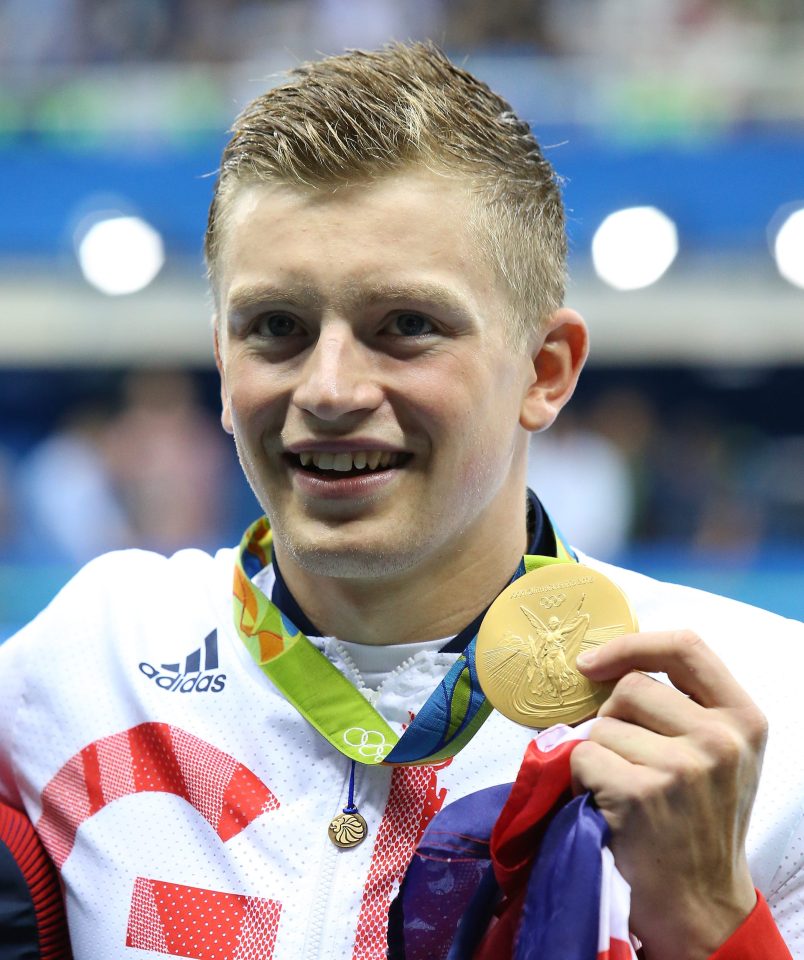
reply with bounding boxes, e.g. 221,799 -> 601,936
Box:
233,516 -> 576,766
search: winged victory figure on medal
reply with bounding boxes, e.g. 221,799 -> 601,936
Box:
483,595 -> 627,711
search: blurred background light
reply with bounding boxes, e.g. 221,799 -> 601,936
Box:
773,207 -> 804,290
76,215 -> 164,296
591,206 -> 679,291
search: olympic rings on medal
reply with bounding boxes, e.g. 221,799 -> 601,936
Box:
539,593 -> 566,610
343,726 -> 390,759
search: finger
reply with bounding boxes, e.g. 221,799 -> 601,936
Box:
597,669 -> 704,736
576,629 -> 754,710
569,738 -> 645,816
587,715 -> 680,768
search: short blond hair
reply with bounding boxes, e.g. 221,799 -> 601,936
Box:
205,42 -> 566,338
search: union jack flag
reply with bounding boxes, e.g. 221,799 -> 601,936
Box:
389,721 -> 638,960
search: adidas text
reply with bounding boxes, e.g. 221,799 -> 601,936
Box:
139,663 -> 226,693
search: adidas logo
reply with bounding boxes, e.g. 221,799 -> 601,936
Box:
139,630 -> 227,693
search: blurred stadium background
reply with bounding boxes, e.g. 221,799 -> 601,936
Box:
1,0 -> 803,639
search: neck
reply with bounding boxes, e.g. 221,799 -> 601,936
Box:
272,497 -> 531,647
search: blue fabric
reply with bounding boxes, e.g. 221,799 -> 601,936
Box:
388,783 -> 512,960
391,787 -> 612,960
446,865 -> 502,960
515,794 -> 608,960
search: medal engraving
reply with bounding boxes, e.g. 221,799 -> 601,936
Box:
328,811 -> 368,848
477,565 -> 638,727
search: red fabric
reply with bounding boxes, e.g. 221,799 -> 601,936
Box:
37,722 -> 279,868
489,737 -> 578,894
351,761 -> 450,960
126,877 -> 282,958
601,941 -> 634,960
0,800 -> 72,959
708,891 -> 792,960
473,738 -> 582,960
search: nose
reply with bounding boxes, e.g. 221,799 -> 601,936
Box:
292,321 -> 384,422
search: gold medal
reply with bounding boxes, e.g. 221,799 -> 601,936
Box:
328,811 -> 368,848
476,564 -> 638,727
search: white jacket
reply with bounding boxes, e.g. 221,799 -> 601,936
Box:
0,545 -> 802,959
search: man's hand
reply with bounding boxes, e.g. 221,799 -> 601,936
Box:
572,630 -> 768,960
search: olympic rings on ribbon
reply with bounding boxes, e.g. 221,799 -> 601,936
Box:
343,726 -> 391,759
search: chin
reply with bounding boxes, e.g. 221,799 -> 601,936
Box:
280,533 -> 421,581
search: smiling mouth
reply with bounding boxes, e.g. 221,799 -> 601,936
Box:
287,450 -> 411,479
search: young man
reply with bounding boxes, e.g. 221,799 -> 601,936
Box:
1,43 -> 802,960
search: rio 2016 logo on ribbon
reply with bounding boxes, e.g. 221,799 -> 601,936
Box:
343,727 -> 391,760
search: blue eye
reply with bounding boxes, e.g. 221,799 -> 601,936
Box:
256,313 -> 297,336
391,313 -> 434,337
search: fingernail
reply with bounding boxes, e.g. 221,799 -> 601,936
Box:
576,651 -> 596,669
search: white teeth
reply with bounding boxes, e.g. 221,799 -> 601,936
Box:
301,450 -> 403,471
314,452 -> 335,470
333,452 -> 353,472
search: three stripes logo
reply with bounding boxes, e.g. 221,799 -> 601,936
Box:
139,630 -> 227,694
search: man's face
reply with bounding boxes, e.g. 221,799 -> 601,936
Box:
215,169 -> 544,579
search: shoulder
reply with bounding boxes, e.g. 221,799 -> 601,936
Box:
578,552 -> 803,652
70,543 -> 234,593
575,551 -> 804,723
0,544 -> 237,667
59,542 -> 233,599
0,544 -> 239,804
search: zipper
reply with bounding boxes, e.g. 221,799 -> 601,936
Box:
330,639 -> 437,711
301,758 -> 363,958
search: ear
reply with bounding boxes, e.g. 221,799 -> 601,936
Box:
213,320 -> 234,435
519,307 -> 589,433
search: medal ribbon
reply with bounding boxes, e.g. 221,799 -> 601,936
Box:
233,515 -> 576,766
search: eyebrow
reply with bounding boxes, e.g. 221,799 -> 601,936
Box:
226,283 -> 322,316
354,283 -> 472,316
227,280 -> 474,319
